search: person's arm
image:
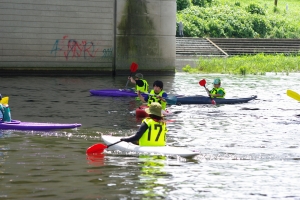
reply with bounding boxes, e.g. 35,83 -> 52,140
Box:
210,93 -> 219,97
129,76 -> 136,84
137,91 -> 147,103
121,122 -> 148,142
157,92 -> 167,102
213,90 -> 225,98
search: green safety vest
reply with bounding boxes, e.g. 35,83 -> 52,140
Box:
136,79 -> 149,93
139,118 -> 167,146
147,90 -> 167,110
210,87 -> 226,98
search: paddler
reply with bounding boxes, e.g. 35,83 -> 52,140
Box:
128,73 -> 149,94
0,94 -> 12,122
205,78 -> 226,98
137,80 -> 168,111
120,102 -> 167,146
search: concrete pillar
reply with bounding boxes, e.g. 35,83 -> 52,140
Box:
115,0 -> 176,75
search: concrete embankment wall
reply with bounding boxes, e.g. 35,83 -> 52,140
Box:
0,0 -> 176,76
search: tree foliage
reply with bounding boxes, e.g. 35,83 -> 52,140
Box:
177,0 -> 191,11
191,0 -> 213,7
245,3 -> 266,15
176,3 -> 300,38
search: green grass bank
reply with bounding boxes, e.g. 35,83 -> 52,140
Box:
182,54 -> 300,75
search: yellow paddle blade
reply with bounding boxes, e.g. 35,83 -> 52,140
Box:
0,97 -> 9,105
287,90 -> 300,101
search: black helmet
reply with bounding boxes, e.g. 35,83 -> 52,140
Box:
153,80 -> 163,89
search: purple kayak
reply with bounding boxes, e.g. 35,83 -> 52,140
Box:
0,120 -> 81,131
90,89 -> 148,97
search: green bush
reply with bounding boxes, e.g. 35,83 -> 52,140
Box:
273,6 -> 280,13
191,0 -> 213,7
245,3 -> 266,15
176,3 -> 300,38
251,15 -> 271,37
234,2 -> 241,7
177,0 -> 192,11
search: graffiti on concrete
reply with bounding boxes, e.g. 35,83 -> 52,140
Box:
102,48 -> 113,58
51,35 -> 112,60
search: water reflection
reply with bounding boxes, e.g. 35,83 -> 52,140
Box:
0,74 -> 300,199
136,155 -> 171,198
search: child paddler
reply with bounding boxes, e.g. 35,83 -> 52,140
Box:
120,102 -> 168,146
137,80 -> 168,111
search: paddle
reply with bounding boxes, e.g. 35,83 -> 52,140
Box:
287,89 -> 300,101
199,79 -> 216,105
0,97 -> 9,106
86,141 -> 122,154
141,92 -> 177,105
125,62 -> 138,89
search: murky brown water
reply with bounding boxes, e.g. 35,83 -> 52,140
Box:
0,73 -> 300,199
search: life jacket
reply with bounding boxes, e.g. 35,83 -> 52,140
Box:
0,104 -> 11,122
136,79 -> 149,93
147,90 -> 167,110
135,79 -> 149,101
210,87 -> 226,98
139,118 -> 167,146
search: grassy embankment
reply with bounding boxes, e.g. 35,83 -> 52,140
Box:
183,53 -> 300,75
180,0 -> 300,75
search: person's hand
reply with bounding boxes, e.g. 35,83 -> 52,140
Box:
128,76 -> 131,80
137,91 -> 141,95
157,96 -> 165,101
120,138 -> 127,142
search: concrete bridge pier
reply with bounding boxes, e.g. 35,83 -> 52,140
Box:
115,0 -> 176,75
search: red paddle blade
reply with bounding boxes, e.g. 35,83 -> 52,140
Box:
199,79 -> 206,86
130,62 -> 138,73
211,99 -> 216,105
86,143 -> 107,154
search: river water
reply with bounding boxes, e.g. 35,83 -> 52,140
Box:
0,73 -> 299,199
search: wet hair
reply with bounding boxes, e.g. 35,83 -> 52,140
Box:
153,80 -> 163,89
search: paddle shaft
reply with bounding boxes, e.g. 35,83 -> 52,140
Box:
141,92 -> 177,105
200,80 -> 216,105
125,75 -> 132,89
107,140 -> 122,149
204,85 -> 211,96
